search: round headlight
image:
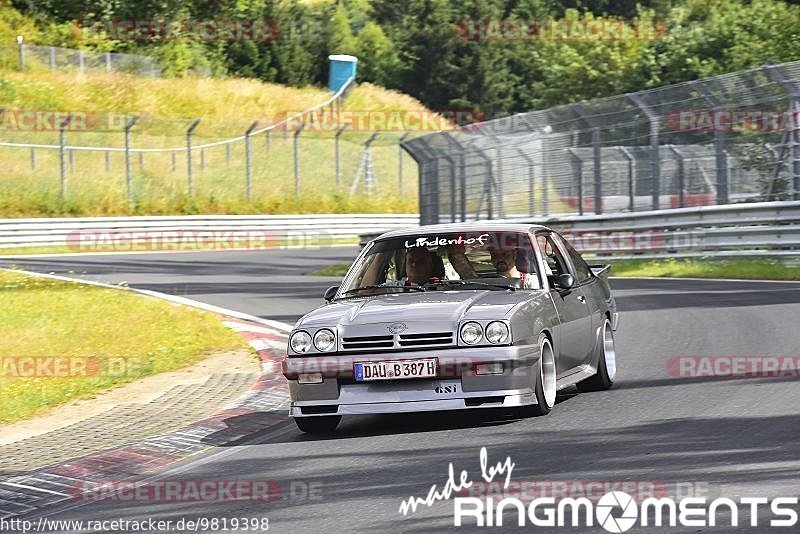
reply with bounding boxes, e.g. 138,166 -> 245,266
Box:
289,331 -> 312,353
313,329 -> 336,352
460,322 -> 483,345
485,321 -> 509,344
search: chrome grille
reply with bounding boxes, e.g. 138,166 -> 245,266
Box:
399,332 -> 453,347
342,334 -> 393,350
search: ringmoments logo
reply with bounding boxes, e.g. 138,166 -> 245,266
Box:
398,448 -> 800,530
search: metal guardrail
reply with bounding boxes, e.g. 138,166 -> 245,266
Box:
525,200 -> 800,260
0,214 -> 419,249
358,201 -> 800,260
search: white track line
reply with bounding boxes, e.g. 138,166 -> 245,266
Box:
0,268 -> 294,332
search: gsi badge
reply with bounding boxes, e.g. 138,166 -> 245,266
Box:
435,385 -> 456,394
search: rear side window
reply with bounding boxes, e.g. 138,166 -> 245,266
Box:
560,237 -> 593,283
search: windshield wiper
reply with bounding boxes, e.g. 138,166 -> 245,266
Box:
339,284 -> 427,297
426,280 -> 517,291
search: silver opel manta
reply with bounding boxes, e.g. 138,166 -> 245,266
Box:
282,223 -> 619,433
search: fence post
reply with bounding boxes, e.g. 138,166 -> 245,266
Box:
58,114 -> 73,196
124,116 -> 139,208
186,119 -> 200,196
628,93 -> 661,210
667,145 -> 686,208
472,147 -> 494,220
171,151 -> 177,172
488,136 -> 507,219
517,148 -> 536,217
105,52 -> 112,72
443,156 -> 457,222
568,148 -> 584,216
618,146 -> 636,212
398,132 -> 411,195
294,122 -> 306,198
78,50 -> 84,75
245,121 -> 258,200
691,81 -> 729,205
49,46 -> 55,69
226,143 -> 231,167
69,148 -> 75,173
30,148 -> 36,170
200,149 -> 205,171
105,150 -> 110,172
17,36 -> 25,71
335,125 -> 348,187
572,104 -> 603,214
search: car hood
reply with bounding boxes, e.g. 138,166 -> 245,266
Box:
295,290 -> 542,328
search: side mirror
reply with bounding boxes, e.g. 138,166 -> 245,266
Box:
557,273 -> 575,290
323,285 -> 340,302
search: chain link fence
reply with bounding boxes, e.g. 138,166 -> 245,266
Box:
403,60 -> 800,225
0,78 -> 420,214
1,43 -> 163,77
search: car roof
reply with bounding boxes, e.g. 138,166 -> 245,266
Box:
374,222 -> 553,241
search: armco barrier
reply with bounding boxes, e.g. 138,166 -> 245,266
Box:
0,214 -> 419,250
358,201 -> 800,260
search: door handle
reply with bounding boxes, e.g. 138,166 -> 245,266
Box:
577,295 -> 586,303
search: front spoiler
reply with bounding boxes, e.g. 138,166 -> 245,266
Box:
289,390 -> 537,417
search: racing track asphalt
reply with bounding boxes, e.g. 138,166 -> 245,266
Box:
3,248 -> 800,533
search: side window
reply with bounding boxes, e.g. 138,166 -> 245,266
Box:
536,234 -> 569,279
560,237 -> 593,284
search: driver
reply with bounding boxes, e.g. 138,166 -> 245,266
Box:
404,247 -> 434,285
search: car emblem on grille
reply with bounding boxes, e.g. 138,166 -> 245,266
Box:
387,322 -> 408,334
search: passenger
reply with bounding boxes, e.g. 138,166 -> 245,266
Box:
489,248 -> 538,288
489,249 -> 521,278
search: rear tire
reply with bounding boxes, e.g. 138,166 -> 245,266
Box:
528,333 -> 557,416
294,415 -> 341,433
576,319 -> 616,392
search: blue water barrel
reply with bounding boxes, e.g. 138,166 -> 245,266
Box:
328,54 -> 358,92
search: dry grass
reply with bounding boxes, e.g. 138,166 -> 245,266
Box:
0,69 -> 435,216
0,269 -> 248,423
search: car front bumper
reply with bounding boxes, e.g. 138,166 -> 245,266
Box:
282,344 -> 541,417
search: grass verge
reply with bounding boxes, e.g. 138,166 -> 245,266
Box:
309,263 -> 351,277
609,258 -> 800,281
0,269 -> 249,423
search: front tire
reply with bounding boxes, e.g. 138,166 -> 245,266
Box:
528,333 -> 557,416
576,319 -> 616,392
294,415 -> 341,433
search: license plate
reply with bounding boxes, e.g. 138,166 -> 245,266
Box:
354,358 -> 438,382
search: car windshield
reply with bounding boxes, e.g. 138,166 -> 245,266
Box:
338,231 -> 542,297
